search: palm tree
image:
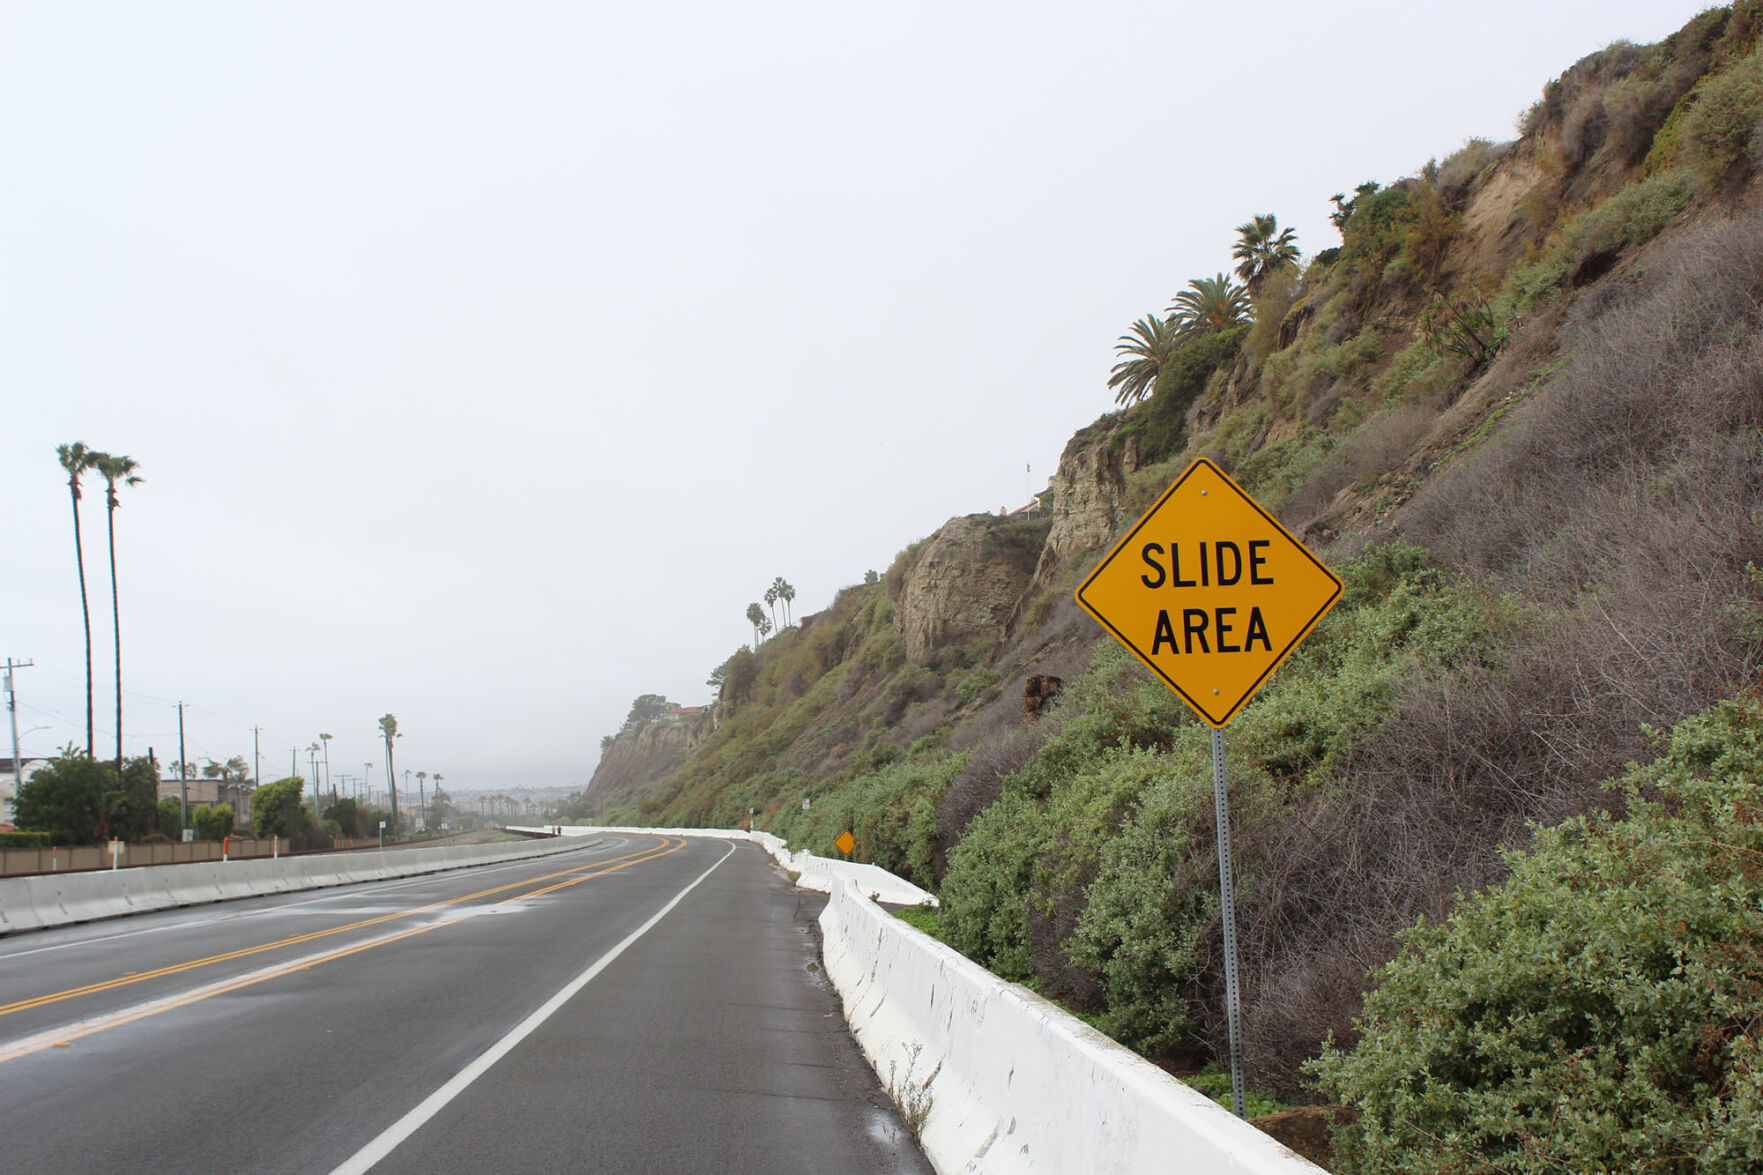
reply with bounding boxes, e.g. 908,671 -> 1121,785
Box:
379,714 -> 400,831
747,602 -> 766,647
56,442 -> 99,756
769,577 -> 795,628
91,452 -> 142,775
763,583 -> 780,632
1168,275 -> 1252,340
1108,314 -> 1181,406
1231,214 -> 1301,295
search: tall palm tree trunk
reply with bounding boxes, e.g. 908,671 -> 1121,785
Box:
105,493 -> 123,775
75,495 -> 93,756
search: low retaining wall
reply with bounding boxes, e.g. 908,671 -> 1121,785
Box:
0,837 -> 593,936
558,825 -> 1321,1173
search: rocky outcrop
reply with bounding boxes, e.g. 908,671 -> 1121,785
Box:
897,514 -> 1036,665
586,712 -> 710,808
1019,430 -> 1139,604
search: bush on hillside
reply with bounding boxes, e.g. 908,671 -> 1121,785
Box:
1681,44 -> 1763,191
1312,696 -> 1763,1174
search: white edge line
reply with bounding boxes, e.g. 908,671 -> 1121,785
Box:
325,838 -> 735,1175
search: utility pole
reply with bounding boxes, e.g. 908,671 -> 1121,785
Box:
5,659 -> 34,821
253,726 -> 261,789
177,702 -> 189,837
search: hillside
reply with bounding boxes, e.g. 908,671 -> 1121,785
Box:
574,8 -> 1763,1168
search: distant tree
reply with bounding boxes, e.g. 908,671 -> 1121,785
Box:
1330,181 -> 1381,231
1168,274 -> 1251,341
1232,214 -> 1301,295
192,804 -> 234,841
156,796 -> 184,840
110,755 -> 158,841
758,616 -> 773,642
764,583 -> 780,632
15,754 -> 108,843
252,777 -> 307,839
1108,314 -> 1181,406
56,442 -> 99,755
724,646 -> 759,704
707,656 -> 731,692
746,602 -> 766,647
621,693 -> 675,732
91,451 -> 142,775
429,785 -> 454,829
776,578 -> 796,627
863,570 -> 880,586
378,715 -> 400,832
327,797 -> 364,838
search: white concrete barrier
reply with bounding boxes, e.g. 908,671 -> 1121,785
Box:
558,825 -> 1320,1173
820,874 -> 1325,1173
0,836 -> 596,934
552,825 -> 938,907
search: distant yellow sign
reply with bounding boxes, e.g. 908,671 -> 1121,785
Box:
1075,457 -> 1342,728
834,829 -> 856,856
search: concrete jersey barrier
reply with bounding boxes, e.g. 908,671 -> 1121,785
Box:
543,825 -> 939,907
0,836 -> 595,936
556,826 -> 1321,1174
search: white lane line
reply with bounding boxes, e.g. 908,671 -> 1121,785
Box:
0,839 -> 627,963
325,839 -> 735,1175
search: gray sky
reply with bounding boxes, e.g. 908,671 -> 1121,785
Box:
2,0 -> 1713,798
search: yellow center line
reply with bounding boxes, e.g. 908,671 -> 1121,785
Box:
0,836 -> 679,1020
0,838 -> 689,1065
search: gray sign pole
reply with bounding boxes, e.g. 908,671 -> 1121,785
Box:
1211,727 -> 1247,1118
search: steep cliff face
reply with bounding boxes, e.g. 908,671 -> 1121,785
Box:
896,513 -> 1039,665
586,713 -> 711,809
1021,431 -> 1139,602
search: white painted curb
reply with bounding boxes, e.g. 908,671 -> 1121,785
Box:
0,836 -> 594,935
558,826 -> 1323,1174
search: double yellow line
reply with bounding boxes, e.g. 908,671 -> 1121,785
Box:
0,837 -> 684,1050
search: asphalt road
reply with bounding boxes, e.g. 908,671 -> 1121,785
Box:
0,835 -> 932,1174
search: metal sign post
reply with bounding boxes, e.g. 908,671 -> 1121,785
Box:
1074,457 -> 1341,1120
1211,728 -> 1246,1118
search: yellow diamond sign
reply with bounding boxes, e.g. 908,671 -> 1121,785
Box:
1075,457 -> 1342,728
835,829 -> 856,856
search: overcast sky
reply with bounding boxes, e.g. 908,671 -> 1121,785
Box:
2,0 -> 1714,799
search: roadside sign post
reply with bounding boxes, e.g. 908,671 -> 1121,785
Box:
834,829 -> 855,858
1076,457 -> 1341,1119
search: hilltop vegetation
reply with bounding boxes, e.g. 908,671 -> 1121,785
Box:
575,7 -> 1763,1167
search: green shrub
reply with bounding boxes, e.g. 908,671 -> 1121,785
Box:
0,831 -> 51,848
1681,46 -> 1763,190
1063,748 -> 1214,1055
1312,696 -> 1763,1174
192,804 -> 235,841
157,796 -> 184,839
1370,336 -> 1459,404
1232,427 -> 1336,514
956,667 -> 1003,705
252,777 -> 308,839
